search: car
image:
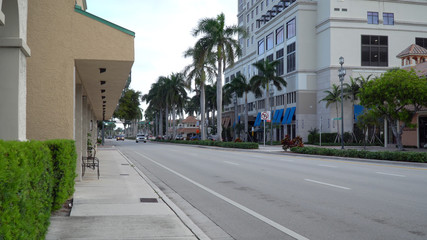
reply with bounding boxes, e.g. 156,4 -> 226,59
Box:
116,135 -> 125,141
136,134 -> 146,143
190,135 -> 200,141
175,134 -> 184,140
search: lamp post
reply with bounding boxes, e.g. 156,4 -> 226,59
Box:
338,56 -> 346,150
270,83 -> 274,145
233,92 -> 238,140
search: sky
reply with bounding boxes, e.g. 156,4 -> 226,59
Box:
87,0 -> 238,122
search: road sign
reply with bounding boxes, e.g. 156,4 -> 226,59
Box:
333,117 -> 342,120
261,111 -> 270,121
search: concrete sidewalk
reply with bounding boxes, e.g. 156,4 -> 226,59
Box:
46,147 -> 202,240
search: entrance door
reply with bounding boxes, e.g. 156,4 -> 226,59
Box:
419,117 -> 427,148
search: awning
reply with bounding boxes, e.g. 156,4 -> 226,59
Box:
233,116 -> 241,128
274,109 -> 284,123
282,108 -> 291,125
254,112 -> 261,127
354,105 -> 364,122
224,118 -> 231,128
286,107 -> 296,124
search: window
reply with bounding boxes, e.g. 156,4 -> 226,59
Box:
251,23 -> 254,32
361,35 -> 388,66
276,26 -> 284,44
367,11 -> 378,24
261,1 -> 264,11
256,6 -> 259,15
258,39 -> 265,55
225,77 -> 230,84
247,14 -> 249,23
266,0 -> 269,6
416,38 -> 427,48
286,18 -> 296,39
276,94 -> 285,106
266,33 -> 274,50
383,13 -> 394,25
247,38 -> 249,47
251,36 -> 254,44
251,10 -> 254,19
247,26 -> 250,34
287,91 -> 296,104
276,49 -> 284,76
287,43 -> 296,72
266,54 -> 273,62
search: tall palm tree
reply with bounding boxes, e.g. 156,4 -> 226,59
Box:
250,59 -> 287,143
184,44 -> 217,140
224,74 -> 253,141
319,84 -> 347,139
165,73 -> 188,139
343,76 -> 361,140
142,79 -> 166,137
205,83 -> 217,131
192,13 -> 247,141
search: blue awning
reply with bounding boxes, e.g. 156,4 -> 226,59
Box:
281,108 -> 290,124
274,109 -> 284,123
286,107 -> 296,124
354,105 -> 364,122
254,112 -> 261,127
272,110 -> 279,123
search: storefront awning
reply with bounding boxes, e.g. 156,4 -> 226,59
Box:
354,105 -> 364,122
254,112 -> 261,127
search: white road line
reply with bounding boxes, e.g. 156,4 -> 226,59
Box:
304,179 -> 351,190
224,161 -> 240,166
376,172 -> 406,177
134,151 -> 310,240
318,164 -> 337,168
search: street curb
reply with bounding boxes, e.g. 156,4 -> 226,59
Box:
116,148 -> 211,240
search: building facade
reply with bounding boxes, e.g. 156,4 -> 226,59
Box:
0,0 -> 134,179
225,0 -> 427,143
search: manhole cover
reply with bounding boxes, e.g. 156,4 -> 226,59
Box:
140,198 -> 158,203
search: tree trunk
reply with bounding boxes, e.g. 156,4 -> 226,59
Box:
245,92 -> 248,142
159,110 -> 163,138
390,119 -> 405,151
217,57 -> 223,141
200,82 -> 206,140
234,94 -> 238,140
172,105 -> 177,139
165,105 -> 169,139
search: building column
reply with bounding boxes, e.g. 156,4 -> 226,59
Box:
75,84 -> 83,181
0,0 -> 30,140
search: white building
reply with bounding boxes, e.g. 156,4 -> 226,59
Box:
224,0 -> 427,141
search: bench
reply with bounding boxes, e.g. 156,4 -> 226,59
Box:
82,147 -> 99,179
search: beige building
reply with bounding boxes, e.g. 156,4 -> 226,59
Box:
1,0 -> 134,179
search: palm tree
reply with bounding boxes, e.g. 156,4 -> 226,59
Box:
184,44 -> 216,140
343,76 -> 361,141
319,84 -> 346,141
164,73 -> 188,139
250,59 -> 287,144
142,77 -> 168,138
224,74 -> 253,141
192,13 -> 247,141
205,83 -> 217,131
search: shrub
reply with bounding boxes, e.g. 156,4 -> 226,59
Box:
0,141 -> 53,240
282,135 -> 304,150
290,146 -> 427,163
44,140 -> 77,211
234,138 -> 243,143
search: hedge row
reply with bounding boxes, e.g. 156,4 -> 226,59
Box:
155,139 -> 259,149
290,146 -> 427,163
0,140 -> 77,240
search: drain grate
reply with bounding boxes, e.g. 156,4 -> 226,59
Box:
121,163 -> 130,166
140,198 -> 158,203
120,173 -> 129,176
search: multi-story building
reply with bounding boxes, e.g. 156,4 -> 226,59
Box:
225,0 -> 427,142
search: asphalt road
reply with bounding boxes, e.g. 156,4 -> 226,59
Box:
115,140 -> 427,240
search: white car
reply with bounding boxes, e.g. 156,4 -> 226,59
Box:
136,134 -> 146,143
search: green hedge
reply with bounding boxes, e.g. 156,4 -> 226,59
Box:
155,139 -> 259,149
290,146 -> 427,163
0,140 -> 77,240
45,140 -> 77,211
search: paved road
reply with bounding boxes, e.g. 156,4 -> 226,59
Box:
115,140 -> 427,240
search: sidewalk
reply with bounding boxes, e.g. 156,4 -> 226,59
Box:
46,146 -> 200,240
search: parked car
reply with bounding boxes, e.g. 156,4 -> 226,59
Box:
148,135 -> 155,140
116,135 -> 125,141
136,134 -> 146,143
190,135 -> 200,141
175,134 -> 184,140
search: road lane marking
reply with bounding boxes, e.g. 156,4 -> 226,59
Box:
376,172 -> 406,177
318,164 -> 337,168
134,151 -> 310,240
304,179 -> 351,190
224,161 -> 240,166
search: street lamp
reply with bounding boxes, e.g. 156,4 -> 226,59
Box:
338,56 -> 346,150
269,83 -> 274,145
233,92 -> 238,140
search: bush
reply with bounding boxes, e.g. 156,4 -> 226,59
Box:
44,140 -> 77,211
281,135 -> 304,150
0,141 -> 53,240
290,146 -> 427,163
0,140 -> 78,240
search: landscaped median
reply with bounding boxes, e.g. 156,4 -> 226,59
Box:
0,140 -> 77,240
154,139 -> 259,149
290,146 -> 427,163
